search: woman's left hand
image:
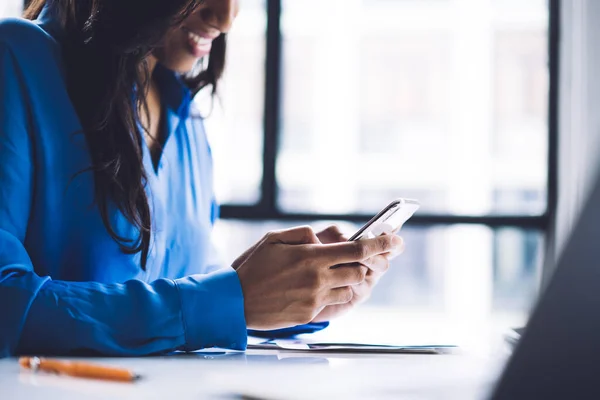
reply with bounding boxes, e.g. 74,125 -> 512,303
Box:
310,225 -> 405,323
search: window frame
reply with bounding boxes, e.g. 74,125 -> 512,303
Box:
17,0 -> 558,231
220,0 -> 560,235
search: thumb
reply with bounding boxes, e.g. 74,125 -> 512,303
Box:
318,225 -> 347,244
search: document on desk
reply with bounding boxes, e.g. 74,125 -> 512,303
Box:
247,337 -> 457,354
247,312 -> 462,354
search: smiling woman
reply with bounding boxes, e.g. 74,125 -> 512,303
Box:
0,0 -> 404,357
154,0 -> 239,72
22,0 -> 225,267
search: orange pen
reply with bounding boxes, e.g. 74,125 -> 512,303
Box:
19,357 -> 141,383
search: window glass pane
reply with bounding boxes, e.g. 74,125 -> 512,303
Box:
199,0 -> 266,205
278,0 -> 549,216
213,220 -> 542,329
1,0 -> 21,18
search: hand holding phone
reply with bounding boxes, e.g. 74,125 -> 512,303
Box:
348,198 -> 420,242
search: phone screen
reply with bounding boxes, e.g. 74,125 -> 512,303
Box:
348,199 -> 420,241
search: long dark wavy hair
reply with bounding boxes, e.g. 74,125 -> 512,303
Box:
24,0 -> 227,269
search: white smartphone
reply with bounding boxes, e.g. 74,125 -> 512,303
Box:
348,198 -> 420,241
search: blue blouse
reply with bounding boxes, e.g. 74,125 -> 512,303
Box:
0,8 -> 324,358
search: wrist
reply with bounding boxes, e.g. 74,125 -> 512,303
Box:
174,268 -> 247,351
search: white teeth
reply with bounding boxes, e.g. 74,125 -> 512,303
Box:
187,31 -> 211,46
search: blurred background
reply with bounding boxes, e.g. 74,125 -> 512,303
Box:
4,0 -> 551,332
204,0 -> 551,331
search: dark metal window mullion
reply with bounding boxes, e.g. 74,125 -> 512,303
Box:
546,0 -> 560,233
540,0 -> 561,273
219,205 -> 547,229
260,0 -> 283,213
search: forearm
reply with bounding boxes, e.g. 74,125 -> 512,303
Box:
4,261 -> 247,357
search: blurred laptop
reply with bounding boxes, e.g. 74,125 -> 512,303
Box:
502,326 -> 524,349
488,166 -> 600,399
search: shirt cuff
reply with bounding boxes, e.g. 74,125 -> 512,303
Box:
174,267 -> 247,351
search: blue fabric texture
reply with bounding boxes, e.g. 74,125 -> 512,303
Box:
0,8 -> 325,358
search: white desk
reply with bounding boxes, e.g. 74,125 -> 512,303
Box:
0,348 -> 508,399
0,311 -> 513,399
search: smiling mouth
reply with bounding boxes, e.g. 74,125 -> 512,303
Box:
181,27 -> 216,58
185,29 -> 213,46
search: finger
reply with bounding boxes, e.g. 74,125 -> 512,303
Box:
317,225 -> 347,244
361,254 -> 390,274
268,226 -> 320,245
351,281 -> 373,304
322,287 -> 354,306
313,235 -> 403,265
385,236 -> 405,260
326,265 -> 368,288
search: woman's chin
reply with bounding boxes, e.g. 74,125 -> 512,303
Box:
175,63 -> 198,74
161,58 -> 198,75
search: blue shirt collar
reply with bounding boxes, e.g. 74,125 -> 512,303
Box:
152,64 -> 192,120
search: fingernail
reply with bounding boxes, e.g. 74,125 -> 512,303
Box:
391,236 -> 404,248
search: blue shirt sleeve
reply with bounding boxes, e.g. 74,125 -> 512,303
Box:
0,29 -> 247,358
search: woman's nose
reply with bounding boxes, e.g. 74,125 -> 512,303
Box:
200,0 -> 239,33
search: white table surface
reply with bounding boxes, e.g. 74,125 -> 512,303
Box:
0,349 -> 506,400
0,311 -> 514,400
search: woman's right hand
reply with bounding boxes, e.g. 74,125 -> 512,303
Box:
234,226 -> 397,331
